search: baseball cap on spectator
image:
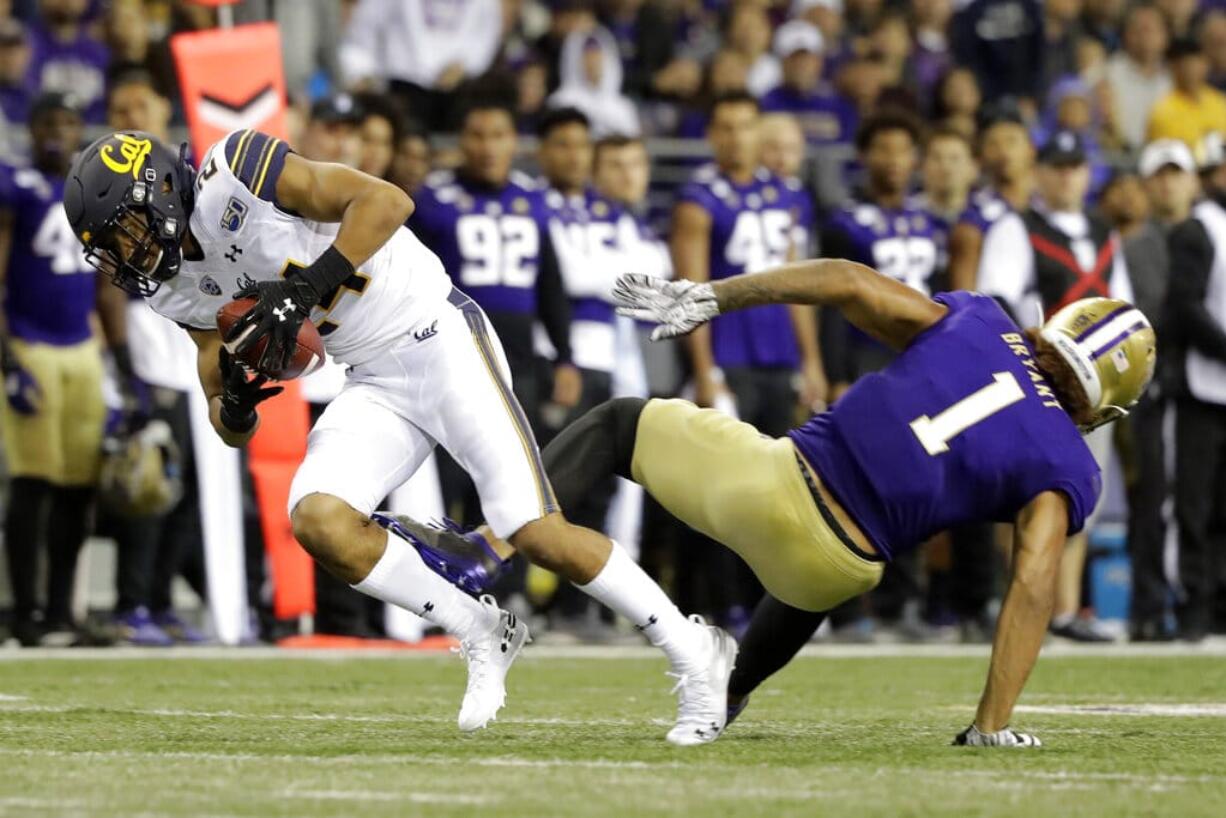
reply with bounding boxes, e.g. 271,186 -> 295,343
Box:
1037,130 -> 1087,165
310,93 -> 363,125
976,99 -> 1026,133
1198,132 -> 1225,171
0,17 -> 26,47
792,0 -> 843,13
774,20 -> 824,58
1167,37 -> 1203,61
29,90 -> 84,120
1138,139 -> 1196,177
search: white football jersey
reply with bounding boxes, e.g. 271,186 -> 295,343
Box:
147,129 -> 451,366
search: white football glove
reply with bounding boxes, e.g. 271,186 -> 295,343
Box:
953,724 -> 1042,748
613,274 -> 720,341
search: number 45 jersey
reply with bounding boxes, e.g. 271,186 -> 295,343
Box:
789,292 -> 1102,560
678,164 -> 809,369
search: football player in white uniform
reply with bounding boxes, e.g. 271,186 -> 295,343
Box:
65,129 -> 734,744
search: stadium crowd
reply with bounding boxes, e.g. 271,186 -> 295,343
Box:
1,0 -> 1226,648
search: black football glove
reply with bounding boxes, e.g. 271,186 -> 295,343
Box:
218,348 -> 283,434
226,276 -> 319,375
225,247 -> 356,375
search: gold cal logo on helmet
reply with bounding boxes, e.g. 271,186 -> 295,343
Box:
100,134 -> 153,178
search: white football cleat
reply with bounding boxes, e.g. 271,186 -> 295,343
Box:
666,616 -> 738,747
456,595 -> 530,732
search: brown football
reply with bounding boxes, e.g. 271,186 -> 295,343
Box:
215,297 -> 325,380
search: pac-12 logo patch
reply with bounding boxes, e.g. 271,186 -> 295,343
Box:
221,197 -> 248,232
199,276 -> 222,296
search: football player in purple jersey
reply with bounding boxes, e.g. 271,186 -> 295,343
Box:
947,107 -> 1037,291
600,258 -> 1154,746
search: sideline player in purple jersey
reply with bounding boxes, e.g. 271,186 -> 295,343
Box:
506,257 -> 1151,747
947,108 -> 1037,291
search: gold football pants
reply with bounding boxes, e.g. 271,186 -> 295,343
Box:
631,398 -> 883,612
1,338 -> 105,486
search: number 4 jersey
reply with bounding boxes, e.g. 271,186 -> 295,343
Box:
0,162 -> 97,345
789,292 -> 1101,560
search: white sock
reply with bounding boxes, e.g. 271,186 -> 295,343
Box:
352,530 -> 489,639
576,540 -> 703,668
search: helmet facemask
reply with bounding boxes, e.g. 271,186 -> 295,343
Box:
85,168 -> 186,296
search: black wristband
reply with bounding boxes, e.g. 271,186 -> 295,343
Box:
296,245 -> 356,304
219,402 -> 257,434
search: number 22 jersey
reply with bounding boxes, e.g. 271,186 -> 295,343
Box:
789,292 -> 1102,560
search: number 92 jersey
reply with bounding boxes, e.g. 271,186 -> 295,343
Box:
147,130 -> 451,365
789,292 -> 1102,559
0,162 -> 97,345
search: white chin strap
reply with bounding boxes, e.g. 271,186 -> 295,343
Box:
1038,326 -> 1103,408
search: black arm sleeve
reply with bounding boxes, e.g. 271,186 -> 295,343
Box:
536,234 -> 573,364
1167,218 -> 1226,362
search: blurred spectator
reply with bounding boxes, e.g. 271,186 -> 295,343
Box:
1147,38 -> 1226,149
534,0 -> 598,93
948,107 -> 1035,291
548,26 -> 640,137
1111,139 -> 1197,640
25,0 -> 109,123
793,0 -> 844,48
1033,77 -> 1111,195
758,111 -> 815,253
598,0 -> 699,102
1081,0 -> 1126,50
932,66 -> 981,139
917,128 -> 978,264
977,129 -> 1133,640
912,0 -> 955,103
339,0 -> 503,130
676,48 -> 749,138
1155,0 -> 1197,40
1041,0 -> 1085,95
0,18 -> 32,160
352,93 -> 406,180
760,20 -> 853,148
387,118 -> 431,196
865,11 -> 919,112
835,50 -> 886,124
951,0 -> 1043,107
724,1 -> 779,97
1104,3 -> 1170,151
1166,136 -> 1226,642
299,93 -> 363,167
1202,10 -> 1226,92
844,0 -> 886,38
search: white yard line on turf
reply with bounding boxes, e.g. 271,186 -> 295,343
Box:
1016,703 -> 1226,717
282,789 -> 494,805
0,702 -> 639,726
2,638 -> 1225,660
0,695 -> 27,701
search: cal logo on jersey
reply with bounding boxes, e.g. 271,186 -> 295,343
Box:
100,134 -> 153,179
221,197 -> 248,233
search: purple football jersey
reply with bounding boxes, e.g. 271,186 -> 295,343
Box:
825,200 -> 940,294
957,188 -> 1014,236
25,23 -> 109,123
678,165 -> 809,368
790,292 -> 1101,559
0,163 -> 96,345
411,170 -> 549,316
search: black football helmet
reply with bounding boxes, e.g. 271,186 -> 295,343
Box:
64,131 -> 195,296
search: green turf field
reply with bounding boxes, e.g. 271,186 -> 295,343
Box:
0,646 -> 1224,817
